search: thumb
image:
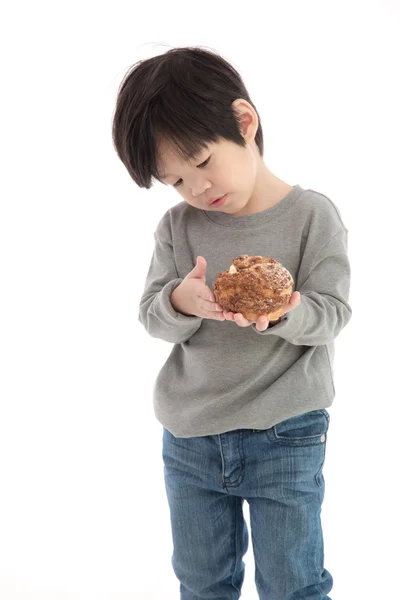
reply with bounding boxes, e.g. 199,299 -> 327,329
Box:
187,256 -> 207,280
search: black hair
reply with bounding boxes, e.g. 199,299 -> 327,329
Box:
111,46 -> 264,189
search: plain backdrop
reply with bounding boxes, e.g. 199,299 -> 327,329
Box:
1,1 -> 399,599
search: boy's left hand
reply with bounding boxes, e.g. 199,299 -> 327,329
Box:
222,292 -> 301,332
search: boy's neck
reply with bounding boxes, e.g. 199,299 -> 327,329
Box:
231,160 -> 294,216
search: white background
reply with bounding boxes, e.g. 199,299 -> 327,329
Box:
1,1 -> 399,598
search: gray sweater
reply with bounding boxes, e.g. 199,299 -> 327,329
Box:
139,184 -> 352,437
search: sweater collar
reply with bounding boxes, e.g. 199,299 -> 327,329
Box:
201,184 -> 304,229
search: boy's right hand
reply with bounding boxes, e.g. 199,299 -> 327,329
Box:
170,256 -> 226,320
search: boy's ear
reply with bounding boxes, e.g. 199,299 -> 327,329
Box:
231,99 -> 258,142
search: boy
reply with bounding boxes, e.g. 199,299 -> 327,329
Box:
112,46 -> 352,600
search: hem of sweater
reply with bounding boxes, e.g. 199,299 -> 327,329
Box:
156,397 -> 335,438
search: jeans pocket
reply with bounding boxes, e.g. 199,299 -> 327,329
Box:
267,409 -> 330,447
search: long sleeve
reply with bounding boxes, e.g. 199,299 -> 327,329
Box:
138,223 -> 203,344
252,228 -> 352,345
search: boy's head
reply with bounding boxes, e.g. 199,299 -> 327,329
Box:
112,46 -> 265,212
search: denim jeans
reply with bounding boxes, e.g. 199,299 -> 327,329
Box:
162,409 -> 333,600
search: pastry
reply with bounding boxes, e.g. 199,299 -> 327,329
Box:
213,255 -> 294,321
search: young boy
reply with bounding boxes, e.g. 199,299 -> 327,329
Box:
112,46 -> 352,600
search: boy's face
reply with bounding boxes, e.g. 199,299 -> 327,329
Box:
156,135 -> 259,216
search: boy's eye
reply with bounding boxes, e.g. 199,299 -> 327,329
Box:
198,156 -> 211,168
173,156 -> 211,188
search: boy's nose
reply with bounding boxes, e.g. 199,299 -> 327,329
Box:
191,178 -> 212,198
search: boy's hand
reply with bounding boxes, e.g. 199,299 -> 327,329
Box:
222,292 -> 301,332
170,256 -> 226,321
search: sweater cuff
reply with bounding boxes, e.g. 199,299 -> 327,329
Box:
251,303 -> 305,337
157,279 -> 203,326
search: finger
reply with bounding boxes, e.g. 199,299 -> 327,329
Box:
186,257 -> 207,282
206,300 -> 224,311
256,316 -> 269,331
200,291 -> 216,303
203,288 -> 224,307
201,298 -> 224,312
199,298 -> 225,319
282,291 -> 301,314
223,310 -> 235,320
233,313 -> 251,327
206,310 -> 226,320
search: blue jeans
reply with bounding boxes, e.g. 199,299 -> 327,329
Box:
162,409 -> 333,600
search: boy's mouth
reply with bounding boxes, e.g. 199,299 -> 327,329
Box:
208,194 -> 228,208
